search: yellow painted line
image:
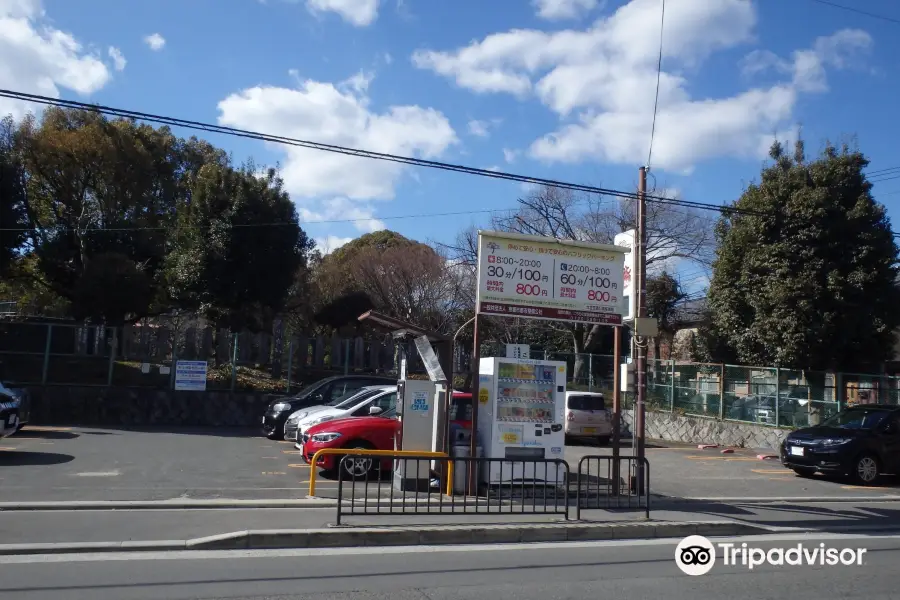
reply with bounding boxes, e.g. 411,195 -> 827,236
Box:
288,464 -> 310,468
841,485 -> 884,490
282,450 -> 303,454
278,441 -> 295,444
0,447 -> 16,451
752,469 -> 791,474
261,471 -> 287,475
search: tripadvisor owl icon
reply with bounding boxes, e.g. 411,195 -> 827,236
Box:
675,535 -> 716,576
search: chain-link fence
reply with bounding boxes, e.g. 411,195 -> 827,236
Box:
0,321 -> 418,393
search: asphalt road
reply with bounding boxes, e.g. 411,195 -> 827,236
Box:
0,532 -> 896,600
3,426 -> 899,504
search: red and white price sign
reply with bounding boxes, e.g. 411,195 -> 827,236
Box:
476,231 -> 626,325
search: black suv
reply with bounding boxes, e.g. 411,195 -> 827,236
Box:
781,404 -> 900,485
261,374 -> 395,439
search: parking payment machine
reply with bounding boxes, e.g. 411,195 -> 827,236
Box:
394,378 -> 437,491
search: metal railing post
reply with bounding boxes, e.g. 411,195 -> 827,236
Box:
775,367 -> 781,426
285,338 -> 294,394
588,353 -> 593,391
107,328 -> 118,387
669,359 -> 675,412
718,364 -> 726,420
230,333 -> 238,392
41,324 -> 53,385
170,330 -> 178,390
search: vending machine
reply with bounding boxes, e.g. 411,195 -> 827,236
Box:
476,357 -> 567,486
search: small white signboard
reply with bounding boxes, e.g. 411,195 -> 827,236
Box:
175,360 -> 208,391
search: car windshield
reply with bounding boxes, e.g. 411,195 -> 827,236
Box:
822,408 -> 891,430
292,378 -> 332,399
568,395 -> 605,411
327,387 -> 380,408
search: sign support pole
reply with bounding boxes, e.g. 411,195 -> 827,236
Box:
635,166 -> 648,494
611,325 -> 622,496
467,314 -> 481,496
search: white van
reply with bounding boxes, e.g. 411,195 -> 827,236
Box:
564,391 -> 612,445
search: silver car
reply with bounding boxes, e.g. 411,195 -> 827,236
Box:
283,385 -> 392,441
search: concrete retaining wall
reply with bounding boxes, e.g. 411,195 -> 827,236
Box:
24,386 -> 278,427
618,409 -> 789,449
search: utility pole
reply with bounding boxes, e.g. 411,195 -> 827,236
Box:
635,166 -> 647,492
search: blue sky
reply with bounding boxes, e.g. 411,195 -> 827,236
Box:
3,0 -> 900,282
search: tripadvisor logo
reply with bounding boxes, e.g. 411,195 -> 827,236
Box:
675,535 -> 867,576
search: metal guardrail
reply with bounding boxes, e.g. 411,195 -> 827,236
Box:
307,448 -> 450,497
575,455 -> 650,520
333,454 -> 571,525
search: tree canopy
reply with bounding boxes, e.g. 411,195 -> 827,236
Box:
0,107 -> 312,326
706,141 -> 900,371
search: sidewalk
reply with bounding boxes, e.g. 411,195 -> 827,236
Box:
2,499 -> 900,546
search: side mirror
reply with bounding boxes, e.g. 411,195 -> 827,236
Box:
369,406 -> 383,415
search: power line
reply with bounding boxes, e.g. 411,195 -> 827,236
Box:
0,88 -> 754,221
802,0 -> 900,25
1,88 -> 898,239
868,166 -> 900,177
646,0 -> 666,169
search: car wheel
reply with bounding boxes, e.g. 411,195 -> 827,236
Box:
597,436 -> 610,446
792,467 -> 815,478
852,454 -> 880,486
340,442 -> 375,480
266,428 -> 283,441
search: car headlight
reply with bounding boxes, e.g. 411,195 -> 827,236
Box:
272,402 -> 291,412
310,432 -> 342,443
820,438 -> 852,446
287,412 -> 306,424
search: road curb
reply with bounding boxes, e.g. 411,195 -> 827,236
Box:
0,520 -> 761,555
654,496 -> 900,504
0,497 -> 511,512
0,499 -> 338,511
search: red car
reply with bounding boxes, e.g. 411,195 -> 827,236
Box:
301,391 -> 472,479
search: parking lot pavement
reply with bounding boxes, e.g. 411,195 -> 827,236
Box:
0,426 -> 313,503
563,440 -> 900,500
4,426 -> 899,505
0,425 -> 401,503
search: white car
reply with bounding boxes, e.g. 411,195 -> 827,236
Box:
293,386 -> 398,450
564,391 -> 612,445
283,385 -> 393,441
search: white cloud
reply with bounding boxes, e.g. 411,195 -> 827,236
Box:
468,118 -> 501,138
108,46 -> 126,71
218,71 -> 457,201
534,0 -> 602,21
741,29 -> 872,94
218,71 -> 455,240
413,0 -> 874,172
299,197 -> 386,233
0,0 -> 112,119
502,148 -> 518,164
306,0 -> 379,26
143,33 -> 165,51
315,235 -> 355,255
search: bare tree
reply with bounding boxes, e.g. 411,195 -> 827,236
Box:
350,244 -> 466,335
488,184 -> 715,378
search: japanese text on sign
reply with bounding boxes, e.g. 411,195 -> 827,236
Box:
476,231 -> 626,325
